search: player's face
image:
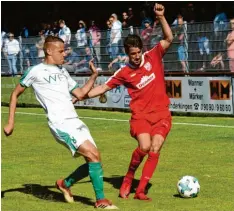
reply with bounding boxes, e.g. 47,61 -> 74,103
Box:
231,20 -> 234,30
128,47 -> 142,67
50,42 -> 66,65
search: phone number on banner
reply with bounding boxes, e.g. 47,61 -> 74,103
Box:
200,103 -> 232,112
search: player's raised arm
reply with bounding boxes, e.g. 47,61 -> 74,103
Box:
4,84 -> 26,136
71,59 -> 99,101
154,3 -> 173,51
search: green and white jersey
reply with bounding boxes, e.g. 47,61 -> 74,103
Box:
20,63 -> 79,123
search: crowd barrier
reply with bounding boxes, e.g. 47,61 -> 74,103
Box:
1,74 -> 234,115
1,21 -> 233,74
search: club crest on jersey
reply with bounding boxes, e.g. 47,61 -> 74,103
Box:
144,62 -> 152,71
136,73 -> 155,89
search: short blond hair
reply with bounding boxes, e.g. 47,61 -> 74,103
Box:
43,36 -> 64,56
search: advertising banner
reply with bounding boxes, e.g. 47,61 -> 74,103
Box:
166,77 -> 233,114
73,76 -> 233,114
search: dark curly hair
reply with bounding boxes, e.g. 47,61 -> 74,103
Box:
124,34 -> 143,54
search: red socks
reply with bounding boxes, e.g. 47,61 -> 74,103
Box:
136,152 -> 160,194
125,147 -> 147,180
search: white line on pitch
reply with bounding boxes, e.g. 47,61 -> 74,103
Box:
2,111 -> 234,129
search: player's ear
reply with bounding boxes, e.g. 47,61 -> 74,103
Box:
44,43 -> 53,56
46,47 -> 53,56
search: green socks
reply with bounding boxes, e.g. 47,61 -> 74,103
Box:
63,162 -> 105,200
88,162 -> 105,200
64,163 -> 89,188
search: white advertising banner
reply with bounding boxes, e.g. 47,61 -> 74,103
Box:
73,76 -> 233,115
166,77 -> 233,114
73,76 -> 131,109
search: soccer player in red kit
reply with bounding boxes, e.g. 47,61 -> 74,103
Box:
73,3 -> 173,201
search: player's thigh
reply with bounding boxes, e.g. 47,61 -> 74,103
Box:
130,119 -> 151,152
150,118 -> 172,152
151,113 -> 172,141
49,118 -> 97,157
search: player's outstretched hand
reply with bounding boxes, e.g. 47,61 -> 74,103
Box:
89,58 -> 98,75
3,123 -> 14,136
154,3 -> 165,17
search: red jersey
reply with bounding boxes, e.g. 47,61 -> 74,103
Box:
106,43 -> 170,118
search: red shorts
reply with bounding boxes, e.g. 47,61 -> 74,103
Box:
130,110 -> 172,139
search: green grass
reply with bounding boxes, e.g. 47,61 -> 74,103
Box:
1,107 -> 234,211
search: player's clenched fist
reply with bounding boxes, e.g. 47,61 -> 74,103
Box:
154,3 -> 165,17
89,58 -> 98,75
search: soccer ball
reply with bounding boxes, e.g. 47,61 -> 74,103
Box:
177,175 -> 200,198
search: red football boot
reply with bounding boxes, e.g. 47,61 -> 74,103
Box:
134,192 -> 152,201
119,177 -> 132,199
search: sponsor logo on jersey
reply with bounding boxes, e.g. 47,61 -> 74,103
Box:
43,73 -> 67,84
144,62 -> 152,71
130,73 -> 136,77
136,73 -> 155,89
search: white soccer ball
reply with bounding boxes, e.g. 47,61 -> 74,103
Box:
177,175 -> 200,198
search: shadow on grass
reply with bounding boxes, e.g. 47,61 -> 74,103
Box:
173,194 -> 183,198
1,176 -> 153,205
80,175 -> 152,194
1,184 -> 94,206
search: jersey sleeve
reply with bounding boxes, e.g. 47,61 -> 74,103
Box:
19,67 -> 36,87
145,42 -> 165,60
64,70 -> 78,92
105,69 -> 125,89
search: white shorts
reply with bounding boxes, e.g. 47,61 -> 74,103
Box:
48,118 -> 97,156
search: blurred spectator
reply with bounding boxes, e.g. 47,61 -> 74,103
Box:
213,5 -> 228,37
22,47 -> 31,69
44,24 -> 54,36
88,20 -> 101,68
150,18 -> 163,48
52,21 -> 60,36
210,52 -> 225,70
109,13 -> 122,59
174,15 -> 187,72
74,46 -> 96,73
1,31 -> 7,51
127,7 -> 138,28
35,33 -> 45,63
122,12 -> 129,29
140,10 -> 153,31
63,45 -> 80,73
4,32 -> 20,76
141,19 -> 153,52
39,23 -> 47,35
226,18 -> 234,72
182,3 -> 196,24
20,26 -> 29,38
197,36 -> 210,71
108,53 -> 128,71
58,19 -> 71,44
75,20 -> 87,57
105,20 -> 112,59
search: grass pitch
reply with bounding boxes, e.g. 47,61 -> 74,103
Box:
1,107 -> 234,211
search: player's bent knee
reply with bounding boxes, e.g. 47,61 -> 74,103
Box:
86,149 -> 101,162
150,140 -> 165,153
139,145 -> 151,153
